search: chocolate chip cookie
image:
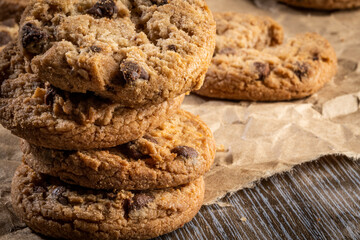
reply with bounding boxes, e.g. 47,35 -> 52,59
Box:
19,0 -> 216,107
21,110 -> 215,190
213,12 -> 284,53
0,42 -> 183,150
195,13 -> 337,101
278,0 -> 360,10
0,19 -> 18,51
12,163 -> 204,240
0,0 -> 28,22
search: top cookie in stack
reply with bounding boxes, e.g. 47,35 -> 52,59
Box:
1,0 -> 216,150
19,0 -> 215,107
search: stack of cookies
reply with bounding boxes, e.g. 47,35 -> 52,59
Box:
0,0 -> 216,239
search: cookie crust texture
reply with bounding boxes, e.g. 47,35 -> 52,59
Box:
19,0 -> 216,107
195,13 -> 338,101
22,110 -> 216,190
0,42 -> 183,150
279,0 -> 360,10
12,163 -> 205,240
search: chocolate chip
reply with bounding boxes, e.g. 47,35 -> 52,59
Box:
33,186 -> 46,194
106,85 -> 115,92
87,0 -> 118,19
313,53 -> 319,61
33,186 -> 46,197
171,146 -> 199,159
52,186 -> 65,196
150,0 -> 168,6
0,31 -> 11,47
122,141 -> 147,159
21,23 -> 48,54
44,85 -> 61,106
120,61 -> 149,84
254,62 -> 270,81
90,46 -> 102,53
143,135 -> 158,144
168,44 -> 177,52
52,186 -> 68,205
218,47 -> 236,55
124,193 -> 155,215
294,63 -> 309,81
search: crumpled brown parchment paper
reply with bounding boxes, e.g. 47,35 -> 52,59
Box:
183,0 -> 360,204
0,0 -> 359,238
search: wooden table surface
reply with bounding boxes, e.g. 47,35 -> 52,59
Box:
157,155 -> 360,240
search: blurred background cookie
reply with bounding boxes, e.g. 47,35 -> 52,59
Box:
278,0 -> 360,10
195,13 -> 338,101
0,18 -> 18,51
0,0 -> 28,22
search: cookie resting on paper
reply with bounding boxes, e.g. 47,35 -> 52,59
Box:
11,163 -> 205,240
278,0 -> 360,10
195,13 -> 337,101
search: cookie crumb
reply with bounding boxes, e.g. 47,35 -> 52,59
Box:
216,144 -> 226,152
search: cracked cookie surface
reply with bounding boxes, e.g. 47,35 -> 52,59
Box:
195,13 -> 337,101
212,12 -> 284,53
278,0 -> 360,10
19,0 -> 216,107
0,42 -> 183,150
22,110 -> 215,190
12,163 -> 204,240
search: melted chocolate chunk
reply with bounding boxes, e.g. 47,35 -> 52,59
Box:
33,186 -> 46,193
168,44 -> 177,52
171,146 -> 199,159
44,85 -> 61,106
254,62 -> 270,81
21,23 -> 48,54
218,47 -> 237,55
0,31 -> 11,46
124,193 -> 155,215
51,186 -> 68,205
90,46 -> 102,53
150,0 -> 168,6
122,141 -> 147,159
294,63 -> 309,81
313,53 -> 319,61
143,135 -> 158,144
120,61 -> 149,84
33,186 -> 46,194
87,0 -> 118,19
